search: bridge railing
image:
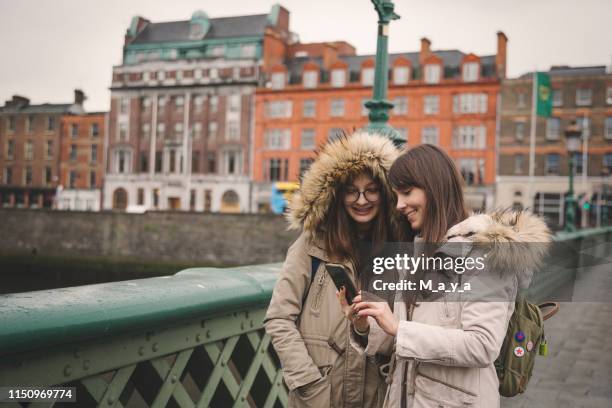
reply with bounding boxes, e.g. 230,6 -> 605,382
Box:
1,227 -> 610,407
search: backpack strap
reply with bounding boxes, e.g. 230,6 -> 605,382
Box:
302,256 -> 322,307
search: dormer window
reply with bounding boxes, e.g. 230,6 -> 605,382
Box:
271,72 -> 286,90
393,66 -> 410,85
331,69 -> 346,88
462,62 -> 479,82
424,64 -> 441,84
211,45 -> 225,57
303,70 -> 318,89
361,67 -> 375,86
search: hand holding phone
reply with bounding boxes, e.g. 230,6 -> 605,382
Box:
325,263 -> 358,305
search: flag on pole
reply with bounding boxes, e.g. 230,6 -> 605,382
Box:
535,72 -> 552,117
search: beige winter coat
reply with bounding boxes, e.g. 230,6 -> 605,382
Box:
264,132 -> 404,407
359,211 -> 551,408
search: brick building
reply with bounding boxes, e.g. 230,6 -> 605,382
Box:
497,65 -> 612,228
56,107 -> 107,211
253,33 -> 508,211
104,5 -> 292,212
0,91 -> 86,208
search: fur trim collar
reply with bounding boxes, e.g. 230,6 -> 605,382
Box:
286,131 -> 400,233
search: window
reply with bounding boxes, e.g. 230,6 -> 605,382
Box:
393,66 -> 410,85
44,167 -> 52,185
91,145 -> 98,163
24,167 -> 32,185
176,70 -> 183,81
208,122 -> 218,140
241,44 -> 256,58
330,99 -> 345,117
421,126 -> 439,145
265,100 -> 292,118
462,62 -> 479,82
4,167 -> 12,184
120,98 -> 129,114
139,151 -> 148,172
158,70 -> 166,81
573,152 -> 584,175
45,140 -> 53,159
189,189 -> 196,210
153,188 -> 160,208
137,188 -> 144,205
264,129 -> 291,150
514,154 -> 524,174
576,88 -> 592,106
68,170 -> 77,188
207,152 -> 216,173
6,140 -> 15,159
303,100 -> 316,118
605,117 -> 612,139
546,117 -> 561,140
26,116 -> 34,133
423,95 -> 439,115
552,89 -> 563,107
452,126 -> 486,149
517,93 -> 527,108
194,95 -> 204,112
228,94 -> 240,112
192,151 -> 200,173
361,99 -> 369,116
157,123 -> 165,140
119,123 -> 128,141
545,154 -> 560,175
424,64 -> 441,84
266,158 -> 288,181
143,71 -> 151,82
47,116 -> 56,131
299,158 -> 314,178
155,151 -> 162,173
70,124 -> 78,138
157,96 -> 167,114
607,87 -> 612,104
328,128 -> 343,142
331,69 -> 346,87
174,122 -> 183,138
604,154 -> 612,174
453,93 -> 488,114
70,144 -> 77,161
90,123 -> 99,137
223,150 -> 242,175
115,149 -> 131,174
301,129 -> 316,149
392,97 -> 408,115
458,159 -> 484,186
142,123 -> 150,139
361,67 -> 375,86
7,116 -> 16,132
175,96 -> 184,111
303,70 -> 318,88
209,96 -> 218,113
228,121 -> 240,140
192,123 -> 202,140
89,171 -> 96,188
515,122 -> 526,141
24,141 -> 34,160
271,72 -> 286,90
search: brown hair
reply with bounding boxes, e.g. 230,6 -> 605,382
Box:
318,169 -> 396,289
389,144 -> 469,243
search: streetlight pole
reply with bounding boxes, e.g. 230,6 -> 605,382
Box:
365,0 -> 403,146
564,120 -> 581,232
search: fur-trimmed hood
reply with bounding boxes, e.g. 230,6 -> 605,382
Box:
286,131 -> 401,234
444,210 -> 552,288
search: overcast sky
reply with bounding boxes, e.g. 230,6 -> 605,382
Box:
0,0 -> 610,112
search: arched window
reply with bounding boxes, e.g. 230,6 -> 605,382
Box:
220,190 -> 239,213
113,188 -> 128,210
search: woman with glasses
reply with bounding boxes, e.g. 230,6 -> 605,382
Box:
264,131 -> 409,407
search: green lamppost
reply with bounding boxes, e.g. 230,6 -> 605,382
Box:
564,120 -> 582,232
365,0 -> 404,146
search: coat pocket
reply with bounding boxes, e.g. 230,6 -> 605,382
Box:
302,334 -> 339,368
413,372 -> 477,407
289,366 -> 332,408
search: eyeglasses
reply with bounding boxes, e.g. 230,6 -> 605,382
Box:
343,188 -> 381,204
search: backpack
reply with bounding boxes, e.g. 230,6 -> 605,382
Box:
494,296 -> 558,397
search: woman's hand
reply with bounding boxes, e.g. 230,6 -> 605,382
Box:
336,288 -> 369,334
353,299 -> 399,336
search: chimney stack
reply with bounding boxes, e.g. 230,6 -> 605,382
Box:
496,31 -> 508,79
5,95 -> 30,109
74,89 -> 86,106
419,37 -> 431,65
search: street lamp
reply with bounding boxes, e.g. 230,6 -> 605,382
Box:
564,120 -> 582,232
365,0 -> 404,147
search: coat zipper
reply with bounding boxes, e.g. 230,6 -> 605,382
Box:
312,271 -> 326,310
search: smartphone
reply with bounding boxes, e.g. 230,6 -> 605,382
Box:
325,263 -> 358,305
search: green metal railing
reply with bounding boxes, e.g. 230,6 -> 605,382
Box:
1,227 -> 610,407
